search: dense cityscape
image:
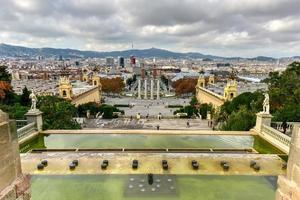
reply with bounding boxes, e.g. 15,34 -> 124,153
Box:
0,0 -> 300,200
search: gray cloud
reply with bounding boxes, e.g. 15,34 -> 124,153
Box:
0,0 -> 299,57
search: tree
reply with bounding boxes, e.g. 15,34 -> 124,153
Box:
265,62 -> 300,121
20,86 -> 31,106
190,96 -> 198,107
101,77 -> 125,94
77,103 -> 124,119
0,103 -> 29,119
172,78 -> 197,96
216,91 -> 263,125
37,96 -> 80,130
215,91 -> 264,131
199,103 -> 213,119
0,65 -> 16,104
77,102 -> 101,117
173,96 -> 204,118
273,104 -> 300,122
221,106 -> 256,131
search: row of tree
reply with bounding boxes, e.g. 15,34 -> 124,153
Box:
172,78 -> 197,96
77,102 -> 124,119
101,77 -> 125,94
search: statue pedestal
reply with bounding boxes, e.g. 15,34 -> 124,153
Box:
254,112 -> 273,133
25,109 -> 43,132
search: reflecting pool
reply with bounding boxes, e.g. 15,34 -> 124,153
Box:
31,175 -> 276,200
43,134 -> 254,149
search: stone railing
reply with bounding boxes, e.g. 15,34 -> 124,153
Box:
271,122 -> 294,136
17,122 -> 37,139
15,120 -> 28,129
260,124 -> 291,153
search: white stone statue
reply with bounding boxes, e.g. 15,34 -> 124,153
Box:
262,93 -> 270,114
29,90 -> 37,110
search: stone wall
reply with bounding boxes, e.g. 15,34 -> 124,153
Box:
276,123 -> 300,200
0,110 -> 31,200
0,175 -> 31,200
196,86 -> 225,108
72,86 -> 101,106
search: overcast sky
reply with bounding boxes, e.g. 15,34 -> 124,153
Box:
0,0 -> 299,57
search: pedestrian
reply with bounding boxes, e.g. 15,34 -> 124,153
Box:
187,121 -> 190,128
282,120 -> 288,134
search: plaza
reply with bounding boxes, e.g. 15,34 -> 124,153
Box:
104,97 -> 190,117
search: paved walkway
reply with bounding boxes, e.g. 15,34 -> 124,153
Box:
21,152 -> 286,176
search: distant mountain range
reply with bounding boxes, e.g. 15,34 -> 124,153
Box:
0,43 -> 298,61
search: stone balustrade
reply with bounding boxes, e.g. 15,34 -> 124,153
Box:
271,121 -> 294,135
15,120 -> 28,129
17,122 -> 37,139
254,113 -> 292,154
260,124 -> 291,154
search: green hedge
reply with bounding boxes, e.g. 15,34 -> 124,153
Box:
114,104 -> 131,107
168,105 -> 184,108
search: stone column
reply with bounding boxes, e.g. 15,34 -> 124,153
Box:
150,79 -> 154,100
276,123 -> 300,200
25,109 -> 43,132
137,79 -> 141,99
156,79 -> 160,100
254,112 -> 273,133
144,79 -> 148,99
0,110 -> 31,200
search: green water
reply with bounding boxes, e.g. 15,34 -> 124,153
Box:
31,175 -> 276,200
253,136 -> 284,154
43,134 -> 254,149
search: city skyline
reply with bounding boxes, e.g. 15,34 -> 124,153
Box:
0,0 -> 300,57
